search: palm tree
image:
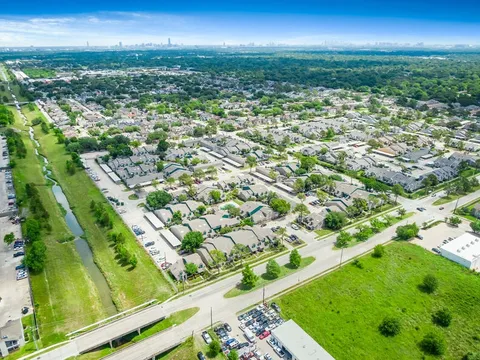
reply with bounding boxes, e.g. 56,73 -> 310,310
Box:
275,227 -> 287,247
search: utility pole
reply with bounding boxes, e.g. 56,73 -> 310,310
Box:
262,285 -> 265,305
454,198 -> 460,214
210,307 -> 213,330
339,247 -> 345,268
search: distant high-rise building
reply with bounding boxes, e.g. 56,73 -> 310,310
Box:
119,41 -> 123,48
87,41 -> 89,47
168,38 -> 171,47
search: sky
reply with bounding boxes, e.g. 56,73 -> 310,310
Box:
0,0 -> 479,47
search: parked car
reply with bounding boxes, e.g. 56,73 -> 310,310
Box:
21,307 -> 29,314
259,330 -> 271,340
224,323 -> 232,332
271,303 -> 280,313
202,331 -> 212,344
416,234 -> 424,240
432,248 -> 441,254
197,352 -> 206,360
13,251 -> 24,258
290,223 -> 299,230
15,264 -> 25,271
160,262 -> 172,270
144,241 -> 155,247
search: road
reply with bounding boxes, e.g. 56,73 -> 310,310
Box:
25,183 -> 480,360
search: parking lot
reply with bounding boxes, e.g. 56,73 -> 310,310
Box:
0,217 -> 32,328
412,222 -> 470,253
201,304 -> 284,360
81,153 -> 181,267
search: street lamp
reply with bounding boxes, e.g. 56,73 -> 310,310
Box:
339,247 -> 345,268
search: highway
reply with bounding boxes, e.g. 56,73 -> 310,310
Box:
23,183 -> 480,360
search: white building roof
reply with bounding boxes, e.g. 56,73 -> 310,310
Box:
441,232 -> 480,262
144,212 -> 164,230
160,229 -> 181,248
272,320 -> 334,360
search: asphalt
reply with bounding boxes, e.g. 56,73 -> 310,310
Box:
24,182 -> 480,360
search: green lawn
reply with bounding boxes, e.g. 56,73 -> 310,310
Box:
314,229 -> 333,238
224,257 -> 315,298
276,242 -> 480,360
73,307 -> 199,360
22,68 -> 56,79
157,331 -> 225,360
8,108 -> 108,346
22,105 -> 174,310
432,189 -> 480,206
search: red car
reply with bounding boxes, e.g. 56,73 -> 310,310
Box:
259,330 -> 270,340
160,262 -> 172,270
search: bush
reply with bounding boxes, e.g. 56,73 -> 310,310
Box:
209,340 -> 221,356
422,274 -> 439,294
379,316 -> 401,337
372,244 -> 385,258
289,249 -> 302,268
432,308 -> 452,327
420,332 -> 446,355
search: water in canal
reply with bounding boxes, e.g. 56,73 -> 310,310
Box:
30,127 -> 116,315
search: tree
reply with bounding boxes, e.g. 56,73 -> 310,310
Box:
166,177 -> 176,188
24,218 -> 41,242
372,244 -> 385,258
266,259 -> 281,279
336,231 -> 352,248
227,350 -> 239,360
369,218 -> 384,233
432,308 -> 452,327
449,216 -> 462,227
209,190 -> 222,203
397,207 -> 407,217
293,178 -> 305,193
395,223 -> 419,240
464,352 -> 480,360
171,210 -> 183,225
294,203 -> 310,223
3,232 -> 15,245
23,241 -> 47,272
269,169 -> 278,182
422,274 -> 439,294
156,161 -> 164,172
379,317 -> 401,337
181,231 -> 204,252
178,173 -> 193,186
241,264 -> 258,288
275,227 -> 288,246
269,198 -> 291,216
300,155 -> 317,171
210,249 -> 226,266
420,332 -> 446,356
146,190 -> 172,209
209,340 -> 221,356
246,155 -> 257,173
185,262 -> 198,276
228,206 -> 241,218
289,249 -> 302,268
392,184 -> 404,204
354,225 -> 373,242
230,244 -> 249,264
324,211 -> 347,230
470,220 -> 480,233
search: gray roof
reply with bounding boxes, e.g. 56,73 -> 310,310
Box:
272,320 -> 334,360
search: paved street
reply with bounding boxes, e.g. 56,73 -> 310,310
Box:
26,182 -> 480,360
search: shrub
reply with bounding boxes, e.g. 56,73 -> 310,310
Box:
420,332 -> 446,355
432,308 -> 452,327
372,244 -> 385,258
422,274 -> 439,294
379,317 -> 401,337
209,340 -> 221,356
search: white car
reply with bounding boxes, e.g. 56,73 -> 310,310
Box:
202,331 -> 212,344
290,223 -> 299,230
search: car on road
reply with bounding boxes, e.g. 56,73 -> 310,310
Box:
202,331 -> 212,344
439,207 -> 444,210
197,351 -> 206,360
432,248 -> 441,254
416,207 -> 425,212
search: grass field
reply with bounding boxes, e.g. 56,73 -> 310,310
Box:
22,105 -> 174,310
224,257 -> 315,298
8,107 -> 108,347
275,242 -> 480,360
157,331 -> 225,360
74,307 -> 200,360
22,68 -> 56,79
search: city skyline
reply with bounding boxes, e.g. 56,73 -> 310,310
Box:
0,0 -> 479,47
